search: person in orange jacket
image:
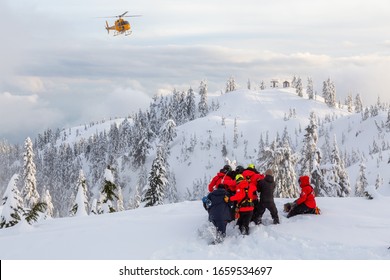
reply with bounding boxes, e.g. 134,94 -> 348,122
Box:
227,174 -> 257,235
287,175 -> 318,218
242,164 -> 265,223
208,165 -> 236,193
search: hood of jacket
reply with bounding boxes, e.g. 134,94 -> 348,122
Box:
299,175 -> 310,188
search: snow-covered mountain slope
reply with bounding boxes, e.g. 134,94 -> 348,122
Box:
0,195 -> 389,260
165,88 -> 389,198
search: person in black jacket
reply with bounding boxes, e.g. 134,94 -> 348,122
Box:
203,184 -> 232,243
255,169 -> 280,225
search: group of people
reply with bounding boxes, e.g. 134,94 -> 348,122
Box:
202,164 -> 319,244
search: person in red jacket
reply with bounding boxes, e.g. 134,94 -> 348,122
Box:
287,175 -> 317,218
242,164 -> 265,223
227,174 -> 257,235
208,165 -> 236,193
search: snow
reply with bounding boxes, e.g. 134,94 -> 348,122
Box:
2,87 -> 390,278
0,195 -> 389,260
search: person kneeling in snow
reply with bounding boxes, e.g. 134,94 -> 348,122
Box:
203,184 -> 232,243
286,175 -> 320,218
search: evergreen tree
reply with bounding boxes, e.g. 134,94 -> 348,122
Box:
41,187 -> 54,219
198,80 -> 209,117
0,174 -> 24,228
159,119 -> 177,149
296,76 -> 303,97
129,165 -> 148,209
70,170 -> 89,217
260,80 -> 266,90
116,184 -> 125,212
273,138 -> 299,198
299,112 -> 324,195
233,117 -> 239,149
185,87 -> 196,121
346,93 -> 353,113
322,78 -> 336,107
22,137 -> 40,209
24,201 -> 47,224
130,111 -> 152,166
307,77 -> 314,99
323,135 -> 351,197
386,108 -> 390,132
354,94 -> 363,113
143,145 -> 168,207
226,76 -> 237,93
355,161 -> 368,197
100,166 -> 119,213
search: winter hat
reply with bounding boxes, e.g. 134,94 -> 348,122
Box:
265,169 -> 273,176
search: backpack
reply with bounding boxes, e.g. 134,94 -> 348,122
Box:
202,196 -> 212,210
238,185 -> 254,208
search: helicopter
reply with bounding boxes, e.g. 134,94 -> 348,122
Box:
103,11 -> 141,36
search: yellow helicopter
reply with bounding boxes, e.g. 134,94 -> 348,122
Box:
103,11 -> 141,36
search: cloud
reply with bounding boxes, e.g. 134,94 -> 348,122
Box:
0,92 -> 63,143
2,0 -> 390,143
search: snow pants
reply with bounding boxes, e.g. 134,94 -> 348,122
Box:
236,211 -> 253,235
287,203 -> 316,218
255,201 -> 279,224
210,219 -> 228,237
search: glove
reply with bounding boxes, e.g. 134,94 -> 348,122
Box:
224,196 -> 229,203
291,201 -> 297,208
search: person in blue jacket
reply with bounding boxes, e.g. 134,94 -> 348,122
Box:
202,184 -> 232,243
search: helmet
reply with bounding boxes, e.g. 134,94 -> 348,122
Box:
235,165 -> 244,174
235,174 -> 244,182
247,163 -> 255,169
222,164 -> 232,173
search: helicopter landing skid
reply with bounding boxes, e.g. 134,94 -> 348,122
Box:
114,30 -> 132,36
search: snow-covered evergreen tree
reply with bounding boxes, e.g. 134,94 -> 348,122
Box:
299,112 -> 324,195
233,117 -> 239,149
226,76 -> 237,93
99,166 -> 119,213
0,174 -> 24,228
159,119 -> 177,149
22,137 -> 40,209
198,80 -> 209,117
345,93 -> 353,113
70,170 -> 89,217
273,138 -> 299,198
385,108 -> 390,132
259,80 -> 266,90
307,77 -> 314,99
143,145 -> 168,207
130,110 -> 153,166
185,87 -> 196,121
41,187 -> 54,219
296,76 -> 303,97
355,161 -> 368,197
322,135 -> 351,197
322,78 -> 336,107
354,94 -> 363,113
116,185 -> 125,212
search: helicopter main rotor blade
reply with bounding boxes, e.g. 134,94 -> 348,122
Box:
122,15 -> 142,17
119,11 -> 129,17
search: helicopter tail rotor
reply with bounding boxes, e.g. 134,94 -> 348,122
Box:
105,21 -> 110,34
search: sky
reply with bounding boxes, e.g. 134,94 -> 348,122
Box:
1,0 -> 390,144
